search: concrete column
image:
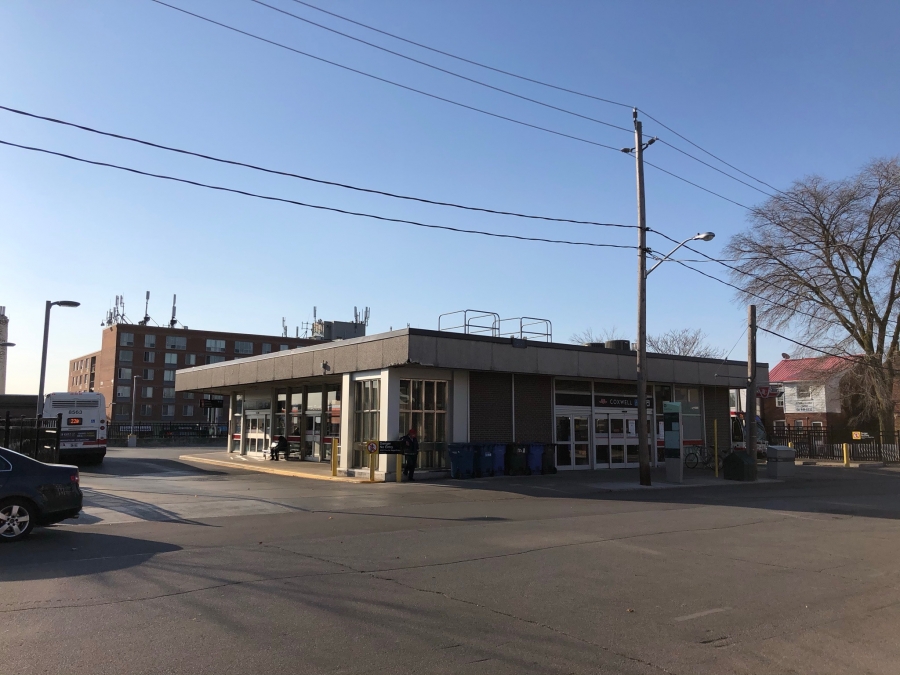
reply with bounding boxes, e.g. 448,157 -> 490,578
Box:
269,389 -> 278,450
339,373 -> 352,474
319,383 -> 327,461
226,394 -> 234,453
238,397 -> 246,456
452,370 -> 469,442
382,368 -> 401,477
301,386 -> 308,460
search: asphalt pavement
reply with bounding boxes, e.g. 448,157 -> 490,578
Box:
4,446 -> 900,675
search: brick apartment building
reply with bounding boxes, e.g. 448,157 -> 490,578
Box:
68,324 -> 320,423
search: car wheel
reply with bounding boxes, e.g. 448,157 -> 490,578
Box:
0,499 -> 36,542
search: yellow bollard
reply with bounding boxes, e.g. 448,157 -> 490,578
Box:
369,448 -> 376,483
843,442 -> 850,467
331,438 -> 338,477
714,419 -> 719,478
396,453 -> 403,482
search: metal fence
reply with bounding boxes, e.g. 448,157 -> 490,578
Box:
107,421 -> 228,441
769,428 -> 900,463
2,412 -> 61,463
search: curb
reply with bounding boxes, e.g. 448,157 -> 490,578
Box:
179,454 -> 371,483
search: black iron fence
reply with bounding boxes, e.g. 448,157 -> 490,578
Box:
107,421 -> 228,442
2,412 -> 61,463
769,428 -> 900,463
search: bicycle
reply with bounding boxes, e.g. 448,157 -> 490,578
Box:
684,445 -> 726,470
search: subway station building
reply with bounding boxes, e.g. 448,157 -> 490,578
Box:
175,328 -> 768,479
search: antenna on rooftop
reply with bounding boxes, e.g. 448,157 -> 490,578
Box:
169,294 -> 178,328
282,317 -> 288,338
138,291 -> 154,326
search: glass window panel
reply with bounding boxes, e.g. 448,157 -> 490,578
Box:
573,417 -> 590,442
436,381 -> 447,411
399,412 -> 411,437
555,416 -> 571,442
556,445 -> 571,465
625,419 -> 637,436
399,380 -> 411,410
626,444 -> 639,463
412,381 -> 422,411
435,413 -> 446,442
306,391 -> 322,413
595,444 -> 610,464
595,417 -> 609,434
425,381 -> 435,411
610,418 -> 625,435
574,445 -> 590,465
412,412 -> 423,438
371,380 -> 379,411
683,415 -> 703,441
610,444 -> 625,463
424,412 -> 435,441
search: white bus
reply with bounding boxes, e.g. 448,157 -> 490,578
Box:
43,392 -> 107,465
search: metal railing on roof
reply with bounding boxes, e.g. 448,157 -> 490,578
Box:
438,310 -> 552,342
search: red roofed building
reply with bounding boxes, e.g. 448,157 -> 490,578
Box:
766,356 -> 856,431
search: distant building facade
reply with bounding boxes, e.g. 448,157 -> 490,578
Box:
767,356 -> 854,431
68,325 -> 321,423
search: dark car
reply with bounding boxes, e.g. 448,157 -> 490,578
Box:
0,446 -> 83,542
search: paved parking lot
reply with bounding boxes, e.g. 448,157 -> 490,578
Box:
4,447 -> 900,675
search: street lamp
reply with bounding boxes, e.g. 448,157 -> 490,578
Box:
129,374 -> 142,447
647,233 -> 716,275
36,300 -> 80,416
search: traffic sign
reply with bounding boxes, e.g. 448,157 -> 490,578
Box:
366,441 -> 378,454
757,386 -> 770,398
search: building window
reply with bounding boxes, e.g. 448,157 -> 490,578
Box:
144,334 -> 156,348
280,344 -> 289,351
144,351 -> 156,363
185,354 -> 196,366
163,387 -> 176,399
774,420 -> 786,430
142,368 -> 154,380
399,380 -> 448,447
206,355 -> 226,364
183,392 -> 194,399
161,405 -> 175,417
141,386 -> 153,398
206,339 -> 225,353
262,343 -> 272,354
183,405 -> 194,416
117,367 -> 132,380
164,352 -> 178,365
116,385 -> 131,399
115,403 -> 130,418
353,379 -> 380,468
119,350 -> 133,363
163,370 -> 176,382
120,332 -> 134,347
140,404 -> 153,416
811,421 -> 823,430
794,419 -> 805,428
776,391 -> 785,408
234,341 -> 253,355
166,335 -> 187,350
796,385 -> 812,400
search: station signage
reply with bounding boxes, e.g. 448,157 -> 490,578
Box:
594,395 -> 653,409
378,440 -> 406,454
200,399 -> 224,408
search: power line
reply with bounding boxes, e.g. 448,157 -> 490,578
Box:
654,139 -> 775,198
149,1 -> 623,153
0,104 -> 635,231
0,138 -> 638,250
151,1 -> 761,212
250,0 -> 632,134
289,0 -> 780,198
287,0 -> 634,110
756,327 -> 871,367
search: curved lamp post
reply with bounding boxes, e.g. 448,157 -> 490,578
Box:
36,300 -> 80,416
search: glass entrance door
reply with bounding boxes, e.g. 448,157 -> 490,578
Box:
555,414 -> 591,470
596,413 -> 639,468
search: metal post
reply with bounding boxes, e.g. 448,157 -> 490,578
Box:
4,410 -> 9,448
746,305 -> 757,466
634,109 -> 651,486
36,300 -> 52,416
331,437 -> 338,476
396,453 -> 403,483
714,418 -> 719,478
369,447 -> 376,483
843,442 -> 850,467
54,412 -> 62,464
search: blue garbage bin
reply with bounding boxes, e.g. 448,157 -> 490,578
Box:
527,444 -> 543,475
449,444 -> 475,479
492,444 -> 506,476
473,444 -> 495,477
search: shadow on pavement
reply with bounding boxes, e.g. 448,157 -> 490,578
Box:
0,530 -> 182,581
83,457 -> 228,478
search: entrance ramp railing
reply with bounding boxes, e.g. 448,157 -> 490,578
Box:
498,317 -> 552,342
438,310 -> 500,337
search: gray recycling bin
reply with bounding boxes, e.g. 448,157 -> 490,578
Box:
766,445 -> 795,478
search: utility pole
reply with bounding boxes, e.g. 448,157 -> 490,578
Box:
746,304 -> 757,465
634,108 -> 652,486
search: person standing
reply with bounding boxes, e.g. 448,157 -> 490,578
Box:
400,427 -> 419,481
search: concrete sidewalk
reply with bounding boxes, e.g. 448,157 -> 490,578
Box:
180,451 -> 367,482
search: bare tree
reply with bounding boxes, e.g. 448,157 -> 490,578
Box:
570,326 -> 626,345
647,328 -> 726,358
725,157 -> 900,433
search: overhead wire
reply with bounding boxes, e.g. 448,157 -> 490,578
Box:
0,104 -> 635,231
0,138 -> 637,250
287,0 -> 781,199
151,0 -> 766,212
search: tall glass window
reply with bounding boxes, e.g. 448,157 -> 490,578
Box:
353,379 -> 380,468
399,379 -> 448,470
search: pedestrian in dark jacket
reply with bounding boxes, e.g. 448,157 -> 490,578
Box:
271,435 -> 289,461
400,428 -> 419,481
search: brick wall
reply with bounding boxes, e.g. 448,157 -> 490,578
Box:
514,374 -> 552,443
703,386 -> 731,451
470,371 -> 513,442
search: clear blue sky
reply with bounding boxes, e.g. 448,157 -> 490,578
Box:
2,0 -> 898,394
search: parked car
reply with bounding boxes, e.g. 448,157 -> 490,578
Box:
0,446 -> 83,542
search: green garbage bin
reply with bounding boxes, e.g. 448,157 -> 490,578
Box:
723,450 -> 757,481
